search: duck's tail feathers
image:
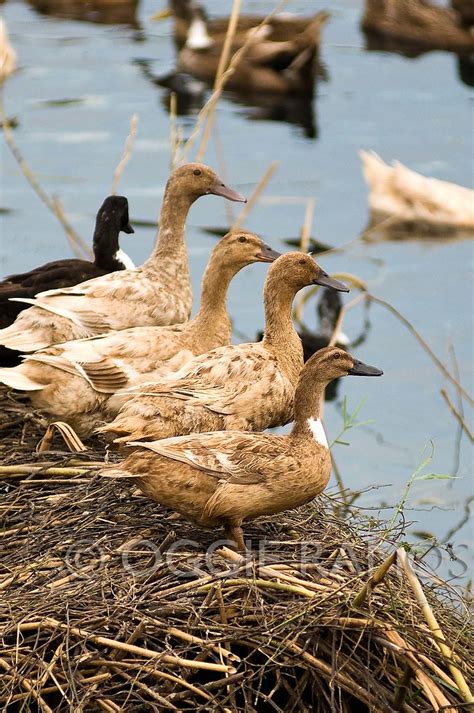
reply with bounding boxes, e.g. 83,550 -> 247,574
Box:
0,366 -> 44,391
0,325 -> 50,353
98,465 -> 139,479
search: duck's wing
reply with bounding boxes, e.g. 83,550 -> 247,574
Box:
3,260 -> 102,290
129,431 -> 289,484
45,324 -> 190,393
126,342 -> 283,415
24,332 -> 134,393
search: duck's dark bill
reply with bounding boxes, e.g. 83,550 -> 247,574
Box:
209,180 -> 247,203
314,272 -> 349,293
348,359 -> 383,376
123,222 -> 134,234
256,245 -> 282,262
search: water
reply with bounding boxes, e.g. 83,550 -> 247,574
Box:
1,0 -> 473,582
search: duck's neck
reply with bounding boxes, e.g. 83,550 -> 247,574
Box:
93,220 -> 121,270
262,278 -> 304,381
184,260 -> 235,351
142,182 -> 195,270
291,380 -> 328,445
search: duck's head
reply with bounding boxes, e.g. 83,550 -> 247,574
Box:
268,252 -> 349,293
168,163 -> 247,203
214,231 -> 281,269
97,196 -> 134,234
302,346 -> 383,383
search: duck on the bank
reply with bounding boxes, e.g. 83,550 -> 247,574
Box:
360,150 -> 474,234
0,196 -> 134,329
105,346 -> 382,550
0,232 -> 280,436
177,7 -> 328,95
0,164 -> 246,353
258,287 -> 349,363
0,196 -> 135,366
162,0 -> 328,48
361,0 -> 474,54
99,252 -> 349,444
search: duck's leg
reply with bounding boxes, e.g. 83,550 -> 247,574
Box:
224,520 -> 246,552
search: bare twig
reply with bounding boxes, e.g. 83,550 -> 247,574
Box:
440,389 -> 473,442
232,161 -> 278,230
352,550 -> 397,607
196,0 -> 241,161
398,548 -> 474,705
369,294 -> 473,406
0,88 -> 89,259
111,113 -> 138,195
294,198 -> 317,323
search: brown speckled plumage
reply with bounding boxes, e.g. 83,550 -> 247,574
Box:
0,164 -> 245,353
105,347 -> 383,549
100,253 -> 348,443
0,232 -> 277,436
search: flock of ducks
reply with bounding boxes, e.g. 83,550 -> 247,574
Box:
2,0 -> 472,548
0,162 -> 383,549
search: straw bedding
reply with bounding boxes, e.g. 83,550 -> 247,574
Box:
0,388 -> 472,712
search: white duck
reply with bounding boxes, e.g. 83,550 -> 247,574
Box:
361,150 -> 474,233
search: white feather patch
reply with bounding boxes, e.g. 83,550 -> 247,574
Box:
114,249 -> 135,270
186,17 -> 212,49
307,417 -> 328,448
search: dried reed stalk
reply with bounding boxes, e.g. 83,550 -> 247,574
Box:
232,161 -> 278,230
293,198 -> 317,324
169,92 -> 178,170
0,89 -> 90,259
183,0 -> 287,162
398,548 -> 473,705
440,388 -> 473,442
195,0 -> 241,161
111,113 -> 138,195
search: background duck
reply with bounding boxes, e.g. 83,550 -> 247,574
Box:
452,0 -> 474,27
362,0 -> 474,54
0,163 -> 245,354
106,346 -> 382,550
100,252 -> 348,444
0,18 -> 16,83
0,196 -> 134,367
164,1 -> 328,48
0,232 -> 279,436
360,150 -> 474,235
177,8 -> 328,95
26,0 -> 139,26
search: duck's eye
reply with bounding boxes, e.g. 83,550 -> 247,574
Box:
238,236 -> 247,243
298,258 -> 306,265
193,169 -> 202,176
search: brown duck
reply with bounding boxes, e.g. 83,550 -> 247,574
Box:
163,0 -> 328,47
362,0 -> 474,54
0,164 -> 245,353
106,346 -> 383,550
176,6 -> 329,94
0,232 -> 279,436
100,252 -> 349,443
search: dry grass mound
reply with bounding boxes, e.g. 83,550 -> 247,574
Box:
0,390 -> 472,712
